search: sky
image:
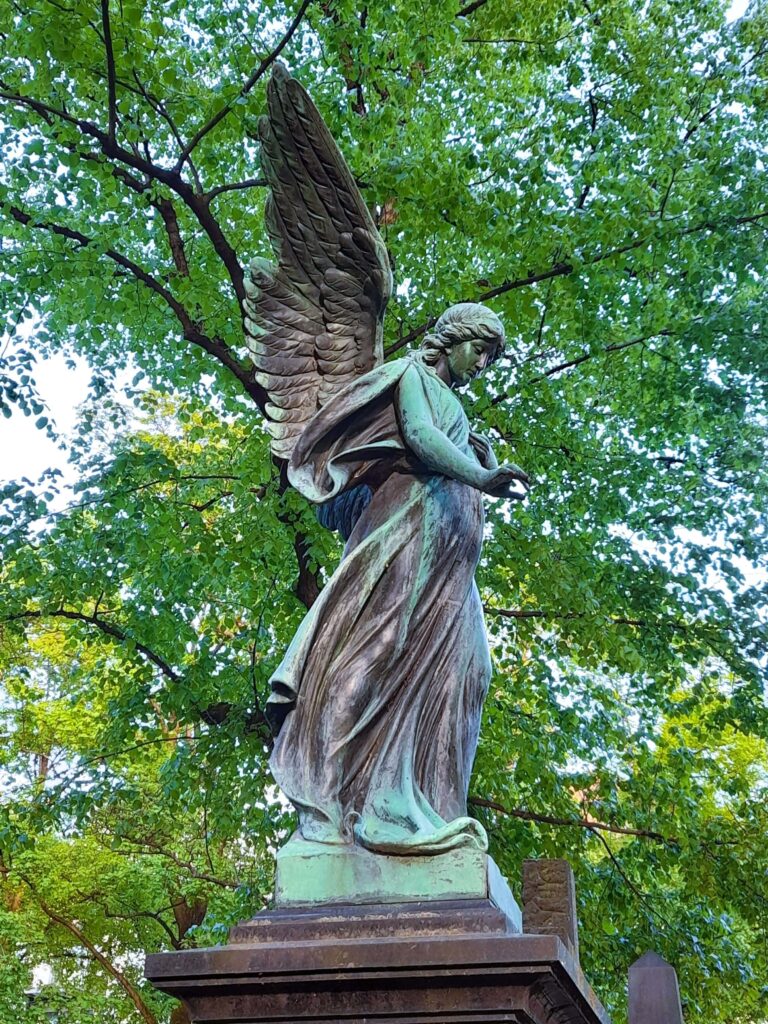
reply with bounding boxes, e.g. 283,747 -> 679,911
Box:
0,346 -> 90,486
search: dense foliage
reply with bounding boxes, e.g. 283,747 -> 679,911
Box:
1,0 -> 767,1020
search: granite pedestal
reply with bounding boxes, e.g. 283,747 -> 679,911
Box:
145,848 -> 610,1024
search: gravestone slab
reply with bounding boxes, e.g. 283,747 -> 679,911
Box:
628,951 -> 684,1024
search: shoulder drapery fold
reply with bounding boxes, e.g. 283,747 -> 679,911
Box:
287,357 -> 415,503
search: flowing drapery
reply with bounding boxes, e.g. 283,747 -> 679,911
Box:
268,356 -> 491,853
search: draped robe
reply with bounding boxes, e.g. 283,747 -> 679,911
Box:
267,354 -> 492,853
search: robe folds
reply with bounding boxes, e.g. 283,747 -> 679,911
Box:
267,353 -> 492,853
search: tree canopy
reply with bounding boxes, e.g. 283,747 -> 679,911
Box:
1,0 -> 767,1021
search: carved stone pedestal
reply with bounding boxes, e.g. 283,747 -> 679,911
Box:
145,897 -> 610,1024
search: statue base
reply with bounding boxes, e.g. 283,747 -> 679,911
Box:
274,836 -> 522,926
145,894 -> 610,1023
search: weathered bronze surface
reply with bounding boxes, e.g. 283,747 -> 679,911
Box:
145,900 -> 611,1024
273,837 -> 524,924
145,71 -> 616,1024
244,64 -> 530,858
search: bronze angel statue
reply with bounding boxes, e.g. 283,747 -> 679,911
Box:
245,65 -> 529,856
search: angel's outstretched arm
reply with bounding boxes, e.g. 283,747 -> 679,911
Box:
396,365 -> 488,490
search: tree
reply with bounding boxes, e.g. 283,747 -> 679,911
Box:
1,0 -> 767,1020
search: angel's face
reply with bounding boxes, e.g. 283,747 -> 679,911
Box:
447,336 -> 499,387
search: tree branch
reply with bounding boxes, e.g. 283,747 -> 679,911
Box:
486,605 -> 695,633
587,824 -> 651,903
682,101 -> 720,143
113,835 -> 239,890
658,167 -> 678,220
175,0 -> 313,168
13,874 -> 158,1024
105,905 -> 183,950
49,909 -> 158,1023
31,149 -> 189,278
319,2 -> 368,116
384,262 -> 574,355
6,607 -> 182,684
131,70 -> 203,193
464,27 -> 581,46
293,530 -> 321,609
385,208 -> 768,356
530,329 -> 674,384
156,198 -> 189,276
207,177 -> 268,200
0,83 -> 246,303
100,0 -> 118,141
5,204 -> 265,407
456,0 -> 490,16
487,328 -> 668,404
469,796 -> 670,843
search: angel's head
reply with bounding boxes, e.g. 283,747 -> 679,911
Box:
420,303 -> 506,386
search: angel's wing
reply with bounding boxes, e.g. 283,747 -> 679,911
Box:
244,64 -> 393,460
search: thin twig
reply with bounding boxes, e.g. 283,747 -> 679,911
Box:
176,0 -> 312,168
131,70 -> 203,193
469,796 -> 671,843
456,0 -> 489,16
6,607 -> 182,683
207,177 -> 268,200
385,210 -> 768,357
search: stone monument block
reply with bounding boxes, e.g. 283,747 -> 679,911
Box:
522,858 -> 580,960
628,951 -> 684,1024
146,895 -> 611,1024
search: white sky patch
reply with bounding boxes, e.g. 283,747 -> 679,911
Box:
0,352 -> 90,487
31,963 -> 54,990
725,0 -> 749,21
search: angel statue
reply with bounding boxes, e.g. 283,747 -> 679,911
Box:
244,65 -> 529,856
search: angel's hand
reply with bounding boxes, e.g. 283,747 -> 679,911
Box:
468,431 -> 498,471
482,463 -> 531,500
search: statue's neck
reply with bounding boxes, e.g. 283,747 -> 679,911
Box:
433,355 -> 452,386
413,349 -> 453,388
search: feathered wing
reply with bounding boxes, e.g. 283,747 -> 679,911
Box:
244,64 -> 393,460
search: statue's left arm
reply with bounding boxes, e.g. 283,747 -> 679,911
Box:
397,365 -> 493,491
468,431 -> 498,471
397,366 -> 530,499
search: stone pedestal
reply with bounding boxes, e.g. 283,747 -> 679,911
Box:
145,890 -> 610,1024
